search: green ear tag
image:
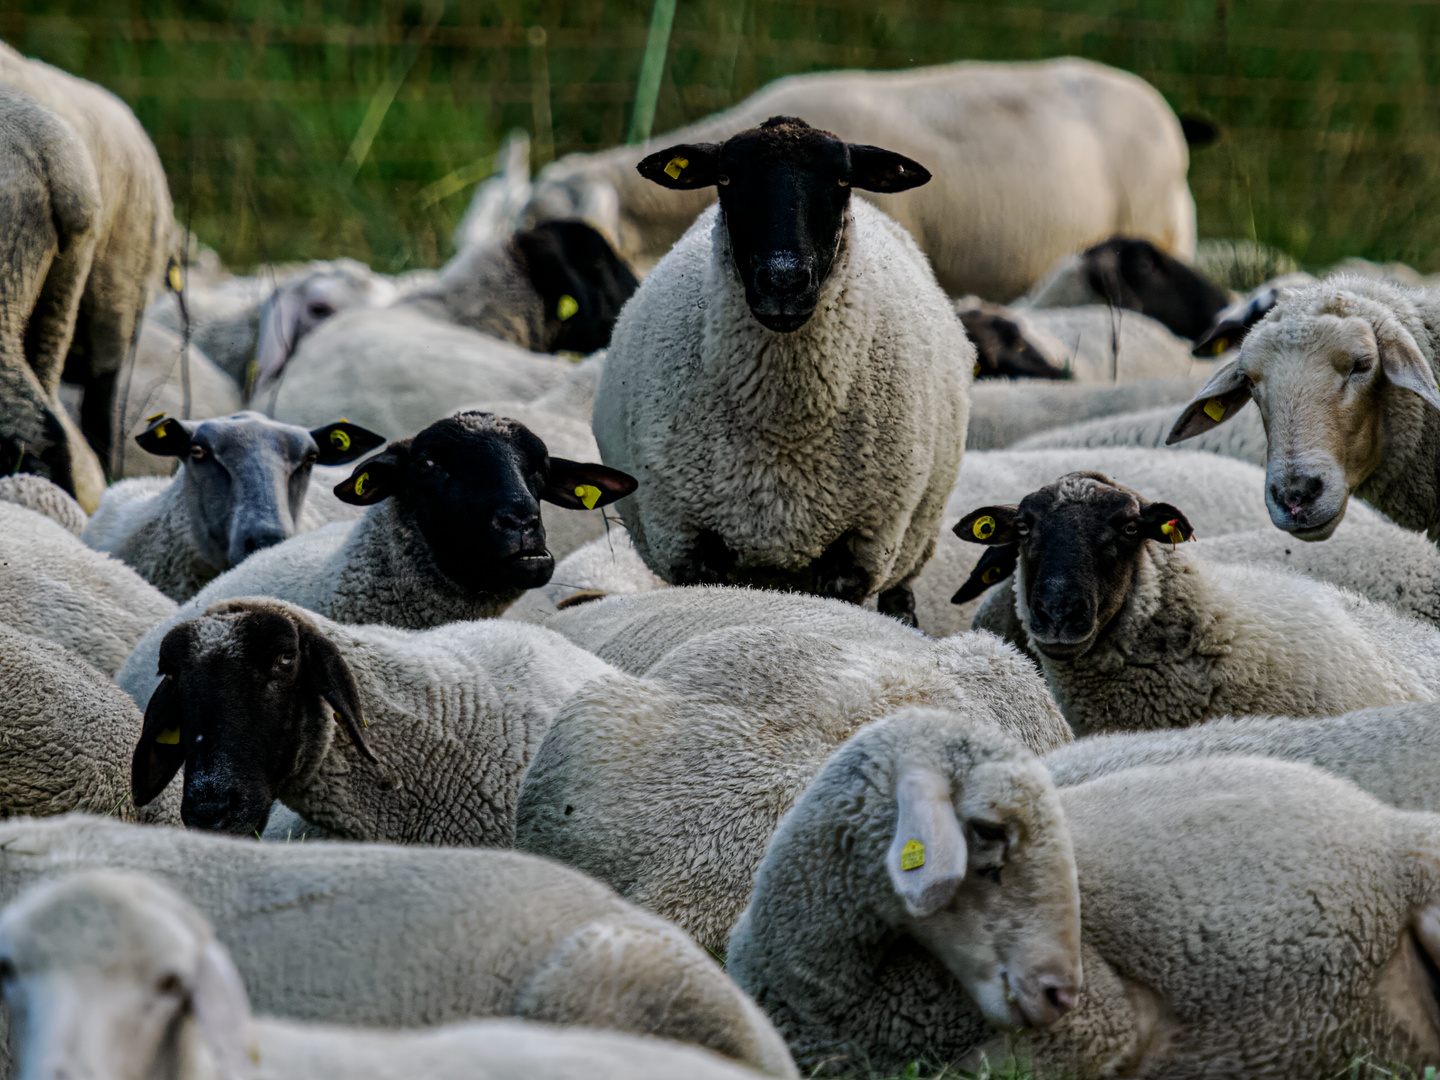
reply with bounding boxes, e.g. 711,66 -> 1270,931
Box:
663,155 -> 689,179
155,727 -> 180,746
900,839 -> 925,871
1203,398 -> 1227,422
574,484 -> 602,510
557,295 -> 578,321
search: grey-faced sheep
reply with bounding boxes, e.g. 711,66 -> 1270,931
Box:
83,412 -> 384,602
518,589 -> 1072,953
965,376 -> 1206,451
595,117 -> 970,625
506,58 -> 1197,298
0,815 -> 797,1076
0,472 -> 86,535
0,501 -> 175,677
954,471 -> 1440,734
116,411 -> 635,707
1026,757 -> 1440,1077
133,597 -> 617,842
726,707 -> 1081,1075
0,871 -> 774,1080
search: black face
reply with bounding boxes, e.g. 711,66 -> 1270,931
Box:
1083,237 -> 1231,341
1190,287 -> 1279,358
636,116 -> 931,334
514,220 -> 639,354
0,400 -> 75,498
959,310 -> 1071,380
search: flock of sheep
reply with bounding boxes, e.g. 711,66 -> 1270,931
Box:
5,36 -> 1440,1080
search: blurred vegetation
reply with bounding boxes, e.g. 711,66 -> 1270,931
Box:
2,0 -> 1437,273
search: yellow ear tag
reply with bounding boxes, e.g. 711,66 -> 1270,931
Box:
900,839 -> 926,871
167,263 -> 183,293
1210,338 -> 1229,355
353,472 -> 370,497
574,484 -> 602,510
972,515 -> 996,540
154,421 -> 172,439
973,361 -> 981,377
557,294 -> 579,321
155,727 -> 180,746
145,412 -> 165,424
981,566 -> 1002,584
330,429 -> 351,452
1203,398 -> 1227,422
663,155 -> 689,179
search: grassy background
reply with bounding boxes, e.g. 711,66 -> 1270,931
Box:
1,0 -> 1435,274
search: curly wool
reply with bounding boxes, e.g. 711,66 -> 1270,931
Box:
594,200 -> 970,595
964,376 -> 1205,451
0,473 -> 86,535
1013,399 -> 1269,465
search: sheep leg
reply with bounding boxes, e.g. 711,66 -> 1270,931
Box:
810,534 -> 875,606
671,529 -> 737,586
876,581 -> 918,627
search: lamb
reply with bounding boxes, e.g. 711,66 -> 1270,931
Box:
116,412 -> 635,707
0,623 -> 179,825
0,472 -> 86,535
503,58 -> 1196,298
503,526 -> 667,625
1012,399 -> 1269,465
518,592 -> 1072,952
133,597 -> 617,842
1168,274 -> 1440,543
965,375 -> 1206,450
83,412 -> 384,602
0,872 -> 774,1080
953,471 -> 1440,734
725,707 -> 1081,1074
1043,703 -> 1440,813
0,815 -> 797,1077
1026,758 -> 1440,1077
0,501 -> 175,677
595,117 -> 970,624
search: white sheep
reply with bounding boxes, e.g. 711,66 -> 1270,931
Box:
503,524 -> 666,625
955,471 -> 1440,734
133,597 -> 617,843
1026,757 -> 1440,1077
116,411 -> 634,707
0,816 -> 796,1076
596,118 -> 970,623
519,590 -> 1072,952
965,375 -> 1206,451
1013,398 -> 1268,465
0,501 -> 175,677
0,472 -> 86,535
0,872 -> 774,1080
726,707 -> 1081,1074
84,412 -> 384,602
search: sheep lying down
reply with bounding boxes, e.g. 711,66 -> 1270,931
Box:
0,872 -> 774,1080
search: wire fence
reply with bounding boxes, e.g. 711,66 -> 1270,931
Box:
3,0 -> 1436,272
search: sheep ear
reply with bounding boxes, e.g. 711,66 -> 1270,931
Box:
542,458 -> 638,510
953,505 -> 1018,545
309,421 -> 387,466
1167,359 -> 1251,444
1138,502 -> 1196,544
887,767 -> 968,919
297,622 -> 378,765
952,543 -> 1019,605
848,145 -> 931,193
333,442 -> 409,506
254,284 -> 306,386
636,143 -> 720,190
191,939 -> 257,1080
1377,319 -> 1440,415
134,414 -> 194,458
132,676 -> 185,808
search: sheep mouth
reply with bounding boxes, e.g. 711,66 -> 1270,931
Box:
503,551 -> 556,587
1282,512 -> 1342,542
1030,634 -> 1096,662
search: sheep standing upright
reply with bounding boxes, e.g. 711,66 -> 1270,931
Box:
595,117 -> 970,623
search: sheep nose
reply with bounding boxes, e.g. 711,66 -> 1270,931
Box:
1039,975 -> 1077,1019
494,507 -> 542,534
756,252 -> 808,296
1270,474 -> 1324,517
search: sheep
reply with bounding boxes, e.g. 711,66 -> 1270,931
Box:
595,118 -> 970,624
956,299 -> 1071,380
83,412 -> 384,602
504,58 -> 1196,298
725,707 -> 1081,1074
133,597 -> 618,842
1193,236 -> 1300,292
0,42 -> 172,471
0,815 -> 797,1077
530,349 -> 605,423
517,593 -> 1072,953
1168,274 -> 1440,543
0,472 -> 86,535
965,375 -> 1206,450
116,411 -> 636,707
1025,757 -> 1440,1077
1043,703 -> 1440,813
503,526 -> 667,625
0,501 -> 176,677
1012,399 -> 1269,466
0,623 -> 179,825
953,470 -> 1440,734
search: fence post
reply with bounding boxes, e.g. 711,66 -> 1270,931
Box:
628,0 -> 679,145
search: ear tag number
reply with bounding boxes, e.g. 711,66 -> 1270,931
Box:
353,472 -> 370,497
972,515 -> 996,540
900,839 -> 926,871
663,155 -> 689,179
557,295 -> 579,321
574,484 -> 602,510
1203,398 -> 1227,422
156,727 -> 181,746
330,429 -> 351,451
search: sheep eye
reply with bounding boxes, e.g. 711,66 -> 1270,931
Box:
188,445 -> 208,461
717,174 -> 730,186
1349,356 -> 1373,378
308,302 -> 334,319
275,651 -> 297,669
969,819 -> 1007,844
303,451 -> 318,465
156,973 -> 183,996
1122,521 -> 1139,538
837,177 -> 850,187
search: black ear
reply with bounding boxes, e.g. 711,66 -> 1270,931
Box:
848,145 -> 931,193
636,143 -> 721,190
1138,502 -> 1196,545
951,543 -> 1019,605
1084,242 -> 1144,311
953,505 -> 1020,545
542,458 -> 638,510
310,421 -> 387,466
132,676 -> 186,808
333,442 -> 410,506
134,414 -> 194,458
298,622 -> 378,765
